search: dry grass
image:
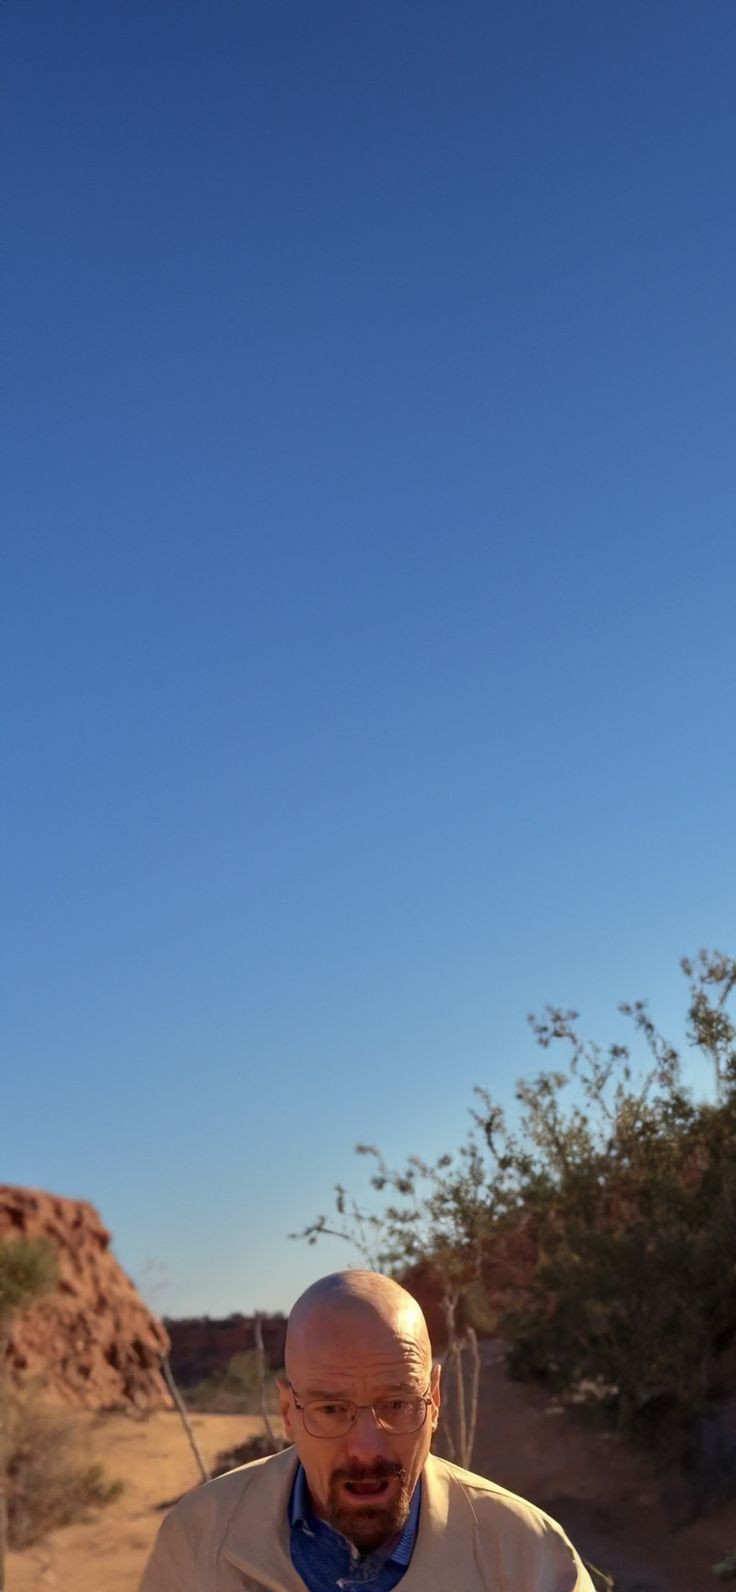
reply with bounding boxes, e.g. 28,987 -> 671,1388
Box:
5,1408 -> 268,1592
5,1394 -> 123,1551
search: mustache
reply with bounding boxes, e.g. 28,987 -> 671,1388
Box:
331,1461 -> 406,1484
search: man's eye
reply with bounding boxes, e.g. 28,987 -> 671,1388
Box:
383,1398 -> 410,1413
316,1402 -> 349,1416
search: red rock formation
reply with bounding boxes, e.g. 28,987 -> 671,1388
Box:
166,1312 -> 287,1387
0,1186 -> 170,1409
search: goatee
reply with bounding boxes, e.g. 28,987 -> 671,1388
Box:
326,1462 -> 410,1553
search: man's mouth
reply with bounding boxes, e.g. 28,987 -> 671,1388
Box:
328,1467 -> 408,1545
343,1479 -> 390,1498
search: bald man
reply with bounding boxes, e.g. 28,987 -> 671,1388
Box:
139,1271 -> 595,1591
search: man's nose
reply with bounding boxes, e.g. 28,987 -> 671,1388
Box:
344,1406 -> 389,1464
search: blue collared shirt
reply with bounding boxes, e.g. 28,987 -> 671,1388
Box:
288,1463 -> 421,1592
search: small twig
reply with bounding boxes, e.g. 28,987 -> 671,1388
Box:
253,1315 -> 283,1451
583,1561 -> 615,1591
454,1339 -> 467,1466
464,1325 -> 480,1469
30,1547 -> 57,1587
161,1357 -> 211,1484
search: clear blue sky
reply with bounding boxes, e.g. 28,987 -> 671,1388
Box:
3,0 -> 735,1319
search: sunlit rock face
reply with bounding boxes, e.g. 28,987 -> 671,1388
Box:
0,1185 -> 170,1409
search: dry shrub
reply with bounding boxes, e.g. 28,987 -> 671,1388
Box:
213,1431 -> 279,1475
0,1237 -> 58,1326
4,1394 -> 123,1550
297,950 -> 736,1479
186,1353 -> 284,1416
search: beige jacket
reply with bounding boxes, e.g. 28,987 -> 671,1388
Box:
139,1445 -> 595,1592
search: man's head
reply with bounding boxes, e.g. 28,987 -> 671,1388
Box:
277,1271 -> 440,1553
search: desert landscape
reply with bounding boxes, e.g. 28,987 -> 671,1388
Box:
7,5 -> 736,1587
6,1352 -> 736,1592
3,1183 -> 736,1592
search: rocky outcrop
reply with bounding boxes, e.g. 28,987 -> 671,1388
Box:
0,1186 -> 170,1408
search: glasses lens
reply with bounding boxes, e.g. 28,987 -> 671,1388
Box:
376,1397 -> 427,1433
303,1401 -> 355,1437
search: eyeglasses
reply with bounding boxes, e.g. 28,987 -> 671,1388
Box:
287,1381 -> 434,1438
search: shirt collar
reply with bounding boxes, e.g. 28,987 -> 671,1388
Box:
289,1463 -> 420,1565
290,1461 -> 313,1531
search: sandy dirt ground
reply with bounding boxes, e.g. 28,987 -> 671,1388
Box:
6,1410 -> 266,1592
463,1342 -> 736,1592
6,1368 -> 736,1592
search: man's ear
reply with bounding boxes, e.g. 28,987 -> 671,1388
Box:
277,1377 -> 295,1439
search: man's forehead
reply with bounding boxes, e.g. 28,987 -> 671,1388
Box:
284,1273 -> 433,1385
287,1298 -> 429,1377
296,1349 -> 427,1396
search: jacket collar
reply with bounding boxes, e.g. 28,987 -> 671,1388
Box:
221,1448 -> 477,1592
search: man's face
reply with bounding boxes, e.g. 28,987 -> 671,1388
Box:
278,1299 -> 440,1552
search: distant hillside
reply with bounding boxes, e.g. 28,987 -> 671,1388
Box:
165,1311 -> 286,1387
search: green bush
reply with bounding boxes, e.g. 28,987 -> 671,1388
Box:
493,971 -> 736,1465
296,949 -> 736,1471
0,1238 -> 58,1330
186,1351 -> 284,1414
